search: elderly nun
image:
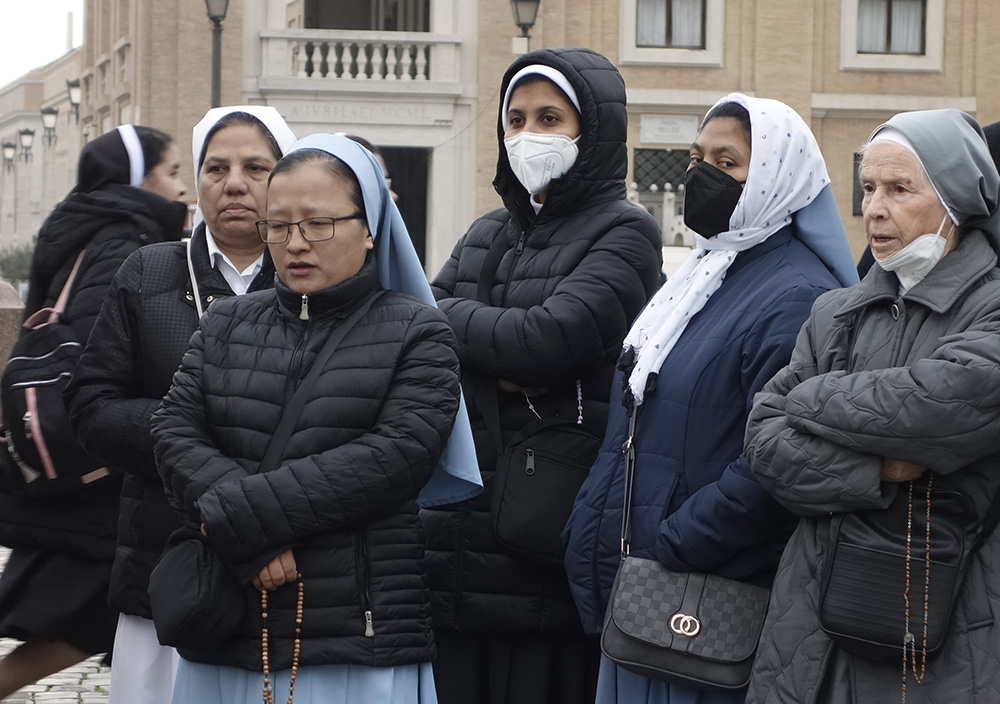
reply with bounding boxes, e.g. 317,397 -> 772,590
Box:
745,109 -> 1000,702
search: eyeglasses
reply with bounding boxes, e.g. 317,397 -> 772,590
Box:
255,213 -> 364,244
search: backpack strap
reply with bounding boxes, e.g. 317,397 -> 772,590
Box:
23,250 -> 87,329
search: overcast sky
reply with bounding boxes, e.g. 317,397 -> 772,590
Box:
0,0 -> 84,89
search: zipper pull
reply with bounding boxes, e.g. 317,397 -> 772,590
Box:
299,294 -> 310,320
364,610 -> 375,637
514,231 -> 527,255
525,449 -> 535,475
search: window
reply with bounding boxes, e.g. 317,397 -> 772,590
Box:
841,0 -> 942,72
620,0 -> 724,66
636,0 -> 706,49
857,0 -> 925,54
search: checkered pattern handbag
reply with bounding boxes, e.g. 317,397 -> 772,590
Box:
599,410 -> 770,690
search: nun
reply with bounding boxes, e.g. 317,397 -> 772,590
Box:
151,134 -> 480,704
0,125 -> 187,699
745,110 -> 1000,702
65,105 -> 296,704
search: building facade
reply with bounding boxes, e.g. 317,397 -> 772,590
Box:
2,0 -> 999,269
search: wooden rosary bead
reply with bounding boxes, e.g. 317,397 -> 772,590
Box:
261,573 -> 305,704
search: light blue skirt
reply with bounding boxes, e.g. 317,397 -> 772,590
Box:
171,657 -> 438,704
595,655 -> 746,704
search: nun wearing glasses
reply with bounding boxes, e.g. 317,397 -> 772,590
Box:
151,134 -> 480,704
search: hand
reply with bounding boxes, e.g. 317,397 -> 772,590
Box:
252,549 -> 297,591
200,523 -> 207,537
880,459 -> 926,483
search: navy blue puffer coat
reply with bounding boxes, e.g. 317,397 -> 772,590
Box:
564,227 -> 840,635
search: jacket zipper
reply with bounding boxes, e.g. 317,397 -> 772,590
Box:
355,527 -> 375,637
283,323 -> 312,409
501,228 -> 530,306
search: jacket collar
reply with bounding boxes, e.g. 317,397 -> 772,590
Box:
274,256 -> 380,323
835,229 -> 998,318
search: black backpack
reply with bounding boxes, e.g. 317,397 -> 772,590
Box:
0,250 -> 108,496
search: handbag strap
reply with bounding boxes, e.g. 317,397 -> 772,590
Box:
476,232 -> 513,455
257,291 -> 382,475
186,238 -> 205,319
619,407 -> 638,557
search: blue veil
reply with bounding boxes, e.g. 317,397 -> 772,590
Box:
285,133 -> 482,507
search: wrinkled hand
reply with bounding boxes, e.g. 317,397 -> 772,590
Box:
252,549 -> 297,591
881,459 -> 926,483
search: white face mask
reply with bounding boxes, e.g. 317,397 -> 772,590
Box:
504,132 -> 580,195
876,213 -> 953,291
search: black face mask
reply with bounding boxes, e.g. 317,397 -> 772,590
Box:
683,162 -> 745,238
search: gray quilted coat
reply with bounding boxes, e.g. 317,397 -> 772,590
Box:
744,228 -> 1000,703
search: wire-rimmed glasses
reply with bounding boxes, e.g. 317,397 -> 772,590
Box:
255,213 -> 364,244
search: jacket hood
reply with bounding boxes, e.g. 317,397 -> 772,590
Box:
493,48 -> 628,224
28,185 -> 187,309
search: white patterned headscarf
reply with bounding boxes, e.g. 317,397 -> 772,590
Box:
623,93 -> 836,406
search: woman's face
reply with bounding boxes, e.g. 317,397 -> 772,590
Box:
140,142 -> 186,201
861,142 -> 951,260
198,124 -> 279,243
687,117 -> 752,183
265,160 -> 373,295
504,79 -> 580,140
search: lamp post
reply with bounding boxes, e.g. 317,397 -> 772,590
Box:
66,79 -> 81,123
205,0 -> 230,108
510,0 -> 541,53
18,130 -> 34,162
1,143 -> 15,172
40,108 -> 59,147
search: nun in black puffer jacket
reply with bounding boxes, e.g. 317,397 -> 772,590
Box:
151,134 -> 479,704
424,47 -> 664,704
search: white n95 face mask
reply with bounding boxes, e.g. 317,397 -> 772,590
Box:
504,132 -> 580,195
876,214 -> 952,291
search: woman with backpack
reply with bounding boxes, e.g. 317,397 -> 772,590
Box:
0,124 -> 187,699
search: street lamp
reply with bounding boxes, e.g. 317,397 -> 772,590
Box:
18,129 -> 34,162
2,143 -> 14,172
205,0 -> 230,108
66,79 -> 81,123
40,107 -> 59,147
510,0 -> 541,52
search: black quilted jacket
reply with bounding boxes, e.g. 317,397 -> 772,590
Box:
151,260 -> 461,670
66,223 -> 275,617
0,185 -> 186,560
423,47 -> 664,634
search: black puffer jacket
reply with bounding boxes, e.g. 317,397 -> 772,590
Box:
151,260 -> 460,670
0,184 -> 186,560
424,47 -> 663,634
65,223 -> 275,617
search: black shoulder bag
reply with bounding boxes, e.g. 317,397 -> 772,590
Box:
149,291 -> 382,651
476,231 -> 602,572
601,408 -> 771,690
818,473 -> 1000,671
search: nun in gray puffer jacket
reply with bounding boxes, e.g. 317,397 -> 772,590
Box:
745,109 -> 1000,703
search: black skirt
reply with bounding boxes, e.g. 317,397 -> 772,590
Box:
0,547 -> 116,657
